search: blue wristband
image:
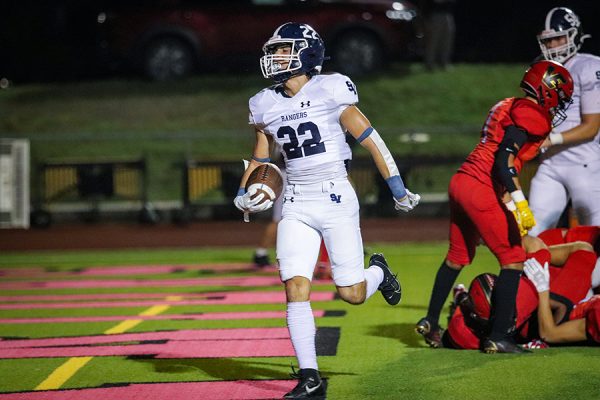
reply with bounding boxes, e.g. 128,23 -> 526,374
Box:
386,175 -> 407,199
237,187 -> 246,196
357,127 -> 373,143
251,156 -> 271,163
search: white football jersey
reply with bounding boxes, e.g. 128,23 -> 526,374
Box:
543,53 -> 600,164
248,73 -> 357,184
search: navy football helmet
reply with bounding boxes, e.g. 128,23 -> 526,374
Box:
537,7 -> 591,63
260,22 -> 326,83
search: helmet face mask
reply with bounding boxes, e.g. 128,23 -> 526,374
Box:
537,7 -> 590,64
520,60 -> 574,127
538,29 -> 577,64
260,39 -> 307,81
260,22 -> 325,84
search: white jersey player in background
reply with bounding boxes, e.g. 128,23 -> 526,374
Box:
529,7 -> 600,236
234,22 -> 420,399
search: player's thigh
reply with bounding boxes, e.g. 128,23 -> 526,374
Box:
272,170 -> 286,223
277,218 -> 321,282
529,163 -> 569,235
447,205 -> 478,266
321,180 -> 364,287
322,217 -> 364,287
446,175 -> 480,265
272,191 -> 284,223
550,250 -> 597,304
529,162 -> 568,208
476,207 -> 525,265
461,181 -> 524,265
568,160 -> 600,225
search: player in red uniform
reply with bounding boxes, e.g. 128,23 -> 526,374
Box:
416,60 -> 574,353
525,257 -> 600,345
442,235 -> 597,350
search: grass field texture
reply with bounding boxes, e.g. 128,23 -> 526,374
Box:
1,243 -> 599,399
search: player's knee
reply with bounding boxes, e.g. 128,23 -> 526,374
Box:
337,284 -> 366,305
523,235 -> 548,253
284,276 -> 311,302
445,259 -> 465,270
340,292 -> 366,305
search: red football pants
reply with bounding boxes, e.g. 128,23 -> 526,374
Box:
447,173 -> 525,266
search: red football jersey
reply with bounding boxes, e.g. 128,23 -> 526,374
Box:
539,226 -> 600,255
446,306 -> 480,350
458,97 -> 552,188
583,297 -> 600,343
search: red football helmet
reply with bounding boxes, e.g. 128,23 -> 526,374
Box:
456,273 -> 497,334
520,60 -> 574,127
467,273 -> 497,321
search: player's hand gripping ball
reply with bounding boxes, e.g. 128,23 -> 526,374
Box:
236,163 -> 283,213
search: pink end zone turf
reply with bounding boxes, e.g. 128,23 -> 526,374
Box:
0,310 -> 326,324
0,263 -> 269,278
0,327 -> 291,348
0,290 -> 335,302
0,276 -> 331,290
0,328 -> 297,359
0,291 -> 335,310
0,380 -> 297,400
0,338 -> 295,359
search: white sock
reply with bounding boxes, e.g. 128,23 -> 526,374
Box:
287,301 -> 318,370
364,265 -> 384,300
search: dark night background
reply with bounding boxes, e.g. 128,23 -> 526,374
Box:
1,0 -> 600,82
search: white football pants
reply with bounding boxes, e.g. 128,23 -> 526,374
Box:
276,178 -> 365,286
529,158 -> 600,236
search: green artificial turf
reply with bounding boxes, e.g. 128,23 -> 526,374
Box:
1,243 -> 599,399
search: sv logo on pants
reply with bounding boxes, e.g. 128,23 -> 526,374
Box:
330,194 -> 341,203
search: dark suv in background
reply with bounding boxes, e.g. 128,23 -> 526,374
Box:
96,0 -> 423,81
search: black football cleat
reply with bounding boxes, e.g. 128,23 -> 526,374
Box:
284,368 -> 327,399
253,253 -> 271,268
371,253 -> 402,305
481,337 -> 530,354
415,317 -> 444,348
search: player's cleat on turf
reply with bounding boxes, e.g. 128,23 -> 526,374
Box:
371,253 -> 402,305
522,339 -> 549,350
415,317 -> 444,348
284,368 -> 327,399
253,253 -> 271,268
481,337 -> 530,354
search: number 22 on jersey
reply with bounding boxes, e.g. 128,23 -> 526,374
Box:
277,121 -> 326,159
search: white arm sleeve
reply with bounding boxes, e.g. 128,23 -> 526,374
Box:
369,129 -> 399,177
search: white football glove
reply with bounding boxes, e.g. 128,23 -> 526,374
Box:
233,186 -> 273,213
394,189 -> 421,212
523,258 -> 550,293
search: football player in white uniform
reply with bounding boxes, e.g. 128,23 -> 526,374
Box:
529,7 -> 600,236
234,22 -> 420,398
